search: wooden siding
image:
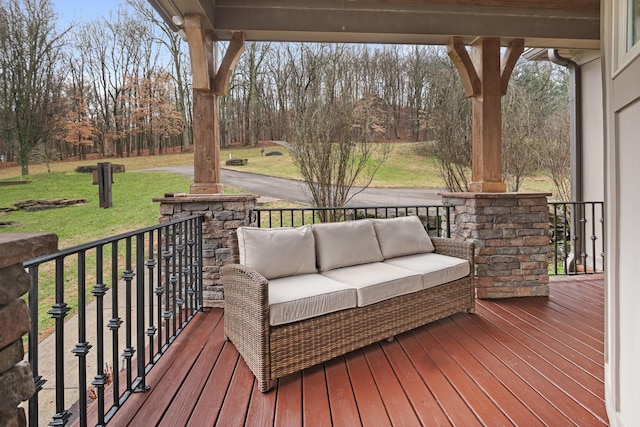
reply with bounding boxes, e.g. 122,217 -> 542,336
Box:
98,275 -> 607,426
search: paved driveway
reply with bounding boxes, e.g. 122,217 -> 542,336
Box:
144,166 -> 444,206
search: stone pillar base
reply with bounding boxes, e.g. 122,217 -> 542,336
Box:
441,192 -> 551,299
155,193 -> 256,307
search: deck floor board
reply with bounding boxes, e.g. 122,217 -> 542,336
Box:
99,275 -> 608,426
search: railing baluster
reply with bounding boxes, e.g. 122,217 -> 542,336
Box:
579,203 -> 588,270
156,228 -> 164,351
171,224 -> 178,337
600,203 -> 605,269
197,216 -> 204,309
147,231 -> 157,364
185,219 -> 194,316
108,240 -> 121,410
177,223 -> 185,328
163,226 -> 172,348
591,202 -> 597,274
122,238 -> 135,392
91,246 -> 108,427
564,203 -> 569,274
135,234 -> 149,392
48,257 -> 70,426
28,265 -> 44,427
552,204 -> 559,275
72,251 -> 91,427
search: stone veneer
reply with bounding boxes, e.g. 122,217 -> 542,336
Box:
0,233 -> 58,427
440,192 -> 551,299
155,194 -> 257,307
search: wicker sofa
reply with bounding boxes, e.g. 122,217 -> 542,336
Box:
221,215 -> 475,392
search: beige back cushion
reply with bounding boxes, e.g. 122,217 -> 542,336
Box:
237,226 -> 317,280
372,216 -> 435,259
312,220 -> 383,271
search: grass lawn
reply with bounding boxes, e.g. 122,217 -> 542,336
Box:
222,143 -> 557,193
1,171 -> 193,247
222,143 -> 447,188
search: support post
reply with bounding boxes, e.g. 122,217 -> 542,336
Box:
448,37 -> 524,193
184,15 -> 245,195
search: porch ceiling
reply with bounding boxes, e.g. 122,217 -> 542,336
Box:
148,0 -> 600,50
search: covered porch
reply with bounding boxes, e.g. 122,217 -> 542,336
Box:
95,274 -> 607,426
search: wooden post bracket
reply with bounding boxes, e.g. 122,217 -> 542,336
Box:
447,37 -> 481,97
214,32 -> 245,96
500,39 -> 524,95
184,14 -> 211,92
447,37 -> 524,98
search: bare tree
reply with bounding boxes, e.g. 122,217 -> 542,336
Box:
406,46 -> 432,141
426,51 -> 472,192
285,44 -> 389,213
0,0 -> 66,175
501,83 -> 540,192
127,0 -> 192,151
539,106 -> 571,201
502,61 -> 569,191
238,42 -> 271,146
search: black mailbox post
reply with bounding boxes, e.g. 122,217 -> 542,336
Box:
97,162 -> 113,208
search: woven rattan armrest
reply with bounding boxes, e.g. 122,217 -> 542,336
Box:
221,264 -> 272,390
431,237 -> 475,274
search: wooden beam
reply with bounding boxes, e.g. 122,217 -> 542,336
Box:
500,39 -> 524,95
184,14 -> 211,92
447,37 -> 481,97
214,32 -> 245,96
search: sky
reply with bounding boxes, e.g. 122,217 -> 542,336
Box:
53,0 -> 123,28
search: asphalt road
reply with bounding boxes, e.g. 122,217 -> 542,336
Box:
144,166 -> 444,206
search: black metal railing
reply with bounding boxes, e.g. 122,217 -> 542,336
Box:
548,201 -> 604,275
254,202 -> 605,276
23,215 -> 203,427
253,205 -> 453,237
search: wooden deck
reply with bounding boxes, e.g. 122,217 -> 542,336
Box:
102,275 -> 607,426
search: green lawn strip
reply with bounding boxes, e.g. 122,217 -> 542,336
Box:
1,171 -> 192,341
1,171 -> 192,245
0,152 -> 195,180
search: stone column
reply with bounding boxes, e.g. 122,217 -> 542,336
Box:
0,233 -> 57,427
155,194 -> 257,307
441,192 -> 550,299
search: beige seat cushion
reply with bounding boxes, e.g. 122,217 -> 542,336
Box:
321,262 -> 422,307
268,274 -> 358,326
384,253 -> 470,289
312,220 -> 384,271
237,225 -> 317,280
372,216 -> 435,259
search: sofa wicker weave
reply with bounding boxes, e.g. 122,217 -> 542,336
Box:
221,216 -> 475,392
